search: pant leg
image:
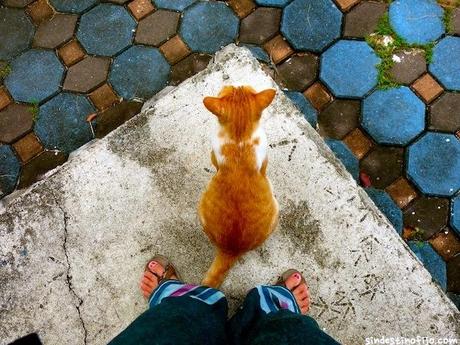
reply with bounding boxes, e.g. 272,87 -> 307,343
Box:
109,280 -> 228,345
227,285 -> 340,345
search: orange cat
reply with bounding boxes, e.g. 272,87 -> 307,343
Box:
198,86 -> 279,288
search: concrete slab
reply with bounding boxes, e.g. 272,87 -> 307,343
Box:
1,45 -> 459,345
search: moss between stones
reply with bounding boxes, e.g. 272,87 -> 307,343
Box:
443,8 -> 454,33
28,100 -> 39,122
0,64 -> 11,79
366,13 -> 436,89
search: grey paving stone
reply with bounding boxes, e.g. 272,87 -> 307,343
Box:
277,52 -> 318,91
3,0 -> 34,7
404,197 -> 450,240
389,50 -> 427,85
63,56 -> 111,93
239,7 -> 281,45
0,103 -> 33,144
135,10 -> 180,47
318,99 -> 360,140
344,1 -> 388,38
33,14 -> 78,49
429,92 -> 460,133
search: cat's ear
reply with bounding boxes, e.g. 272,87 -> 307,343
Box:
203,97 -> 221,117
255,89 -> 276,110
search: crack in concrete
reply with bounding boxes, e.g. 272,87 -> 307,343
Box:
51,192 -> 88,345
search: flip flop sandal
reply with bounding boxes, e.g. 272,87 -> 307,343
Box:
275,269 -> 306,289
145,254 -> 182,285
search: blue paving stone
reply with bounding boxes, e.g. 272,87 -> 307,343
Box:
284,91 -> 317,127
450,194 -> 460,236
407,132 -> 460,197
240,44 -> 270,63
0,145 -> 20,197
408,241 -> 447,290
255,0 -> 291,7
325,139 -> 359,181
109,45 -> 170,101
77,4 -> 136,56
281,0 -> 342,52
366,188 -> 403,234
389,0 -> 444,45
429,36 -> 460,91
35,93 -> 95,154
4,49 -> 64,103
180,2 -> 239,54
0,8 -> 35,60
153,0 -> 196,11
49,0 -> 98,14
362,87 -> 425,146
320,40 -> 380,98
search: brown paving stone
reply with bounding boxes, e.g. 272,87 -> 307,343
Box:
343,128 -> 373,159
318,99 -> 360,140
26,0 -> 54,25
263,35 -> 293,64
239,7 -> 281,45
63,56 -> 110,93
429,92 -> 460,133
96,101 -> 143,138
12,132 -> 43,163
303,82 -> 332,111
359,146 -> 404,189
170,53 -> 212,86
389,50 -> 427,85
447,254 -> 460,293
135,10 -> 180,47
128,0 -> 155,21
58,40 -> 86,67
3,0 -> 35,8
0,104 -> 34,144
277,53 -> 318,91
227,0 -> 255,18
429,227 -> 460,262
33,14 -> 78,49
344,1 -> 387,37
452,8 -> 460,35
385,177 -> 418,209
0,87 -> 12,111
89,83 -> 120,111
412,73 -> 444,104
18,150 -> 67,189
335,0 -> 360,11
403,197 -> 450,240
160,35 -> 191,65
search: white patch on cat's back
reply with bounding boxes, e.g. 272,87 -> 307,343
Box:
211,128 -> 227,165
252,126 -> 267,170
211,125 -> 267,170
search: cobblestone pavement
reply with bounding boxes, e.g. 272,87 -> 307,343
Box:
0,0 -> 459,308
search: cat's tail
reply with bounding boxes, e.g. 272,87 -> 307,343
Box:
202,250 -> 240,288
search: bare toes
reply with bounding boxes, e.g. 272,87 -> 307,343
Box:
285,272 -> 302,290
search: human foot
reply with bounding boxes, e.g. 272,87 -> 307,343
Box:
281,270 -> 310,315
140,258 -> 179,299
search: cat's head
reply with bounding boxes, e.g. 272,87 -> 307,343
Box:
203,86 -> 276,139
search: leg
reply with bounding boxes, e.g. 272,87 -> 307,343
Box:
227,272 -> 340,345
109,258 -> 228,345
